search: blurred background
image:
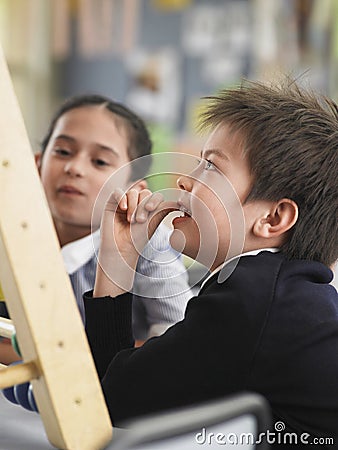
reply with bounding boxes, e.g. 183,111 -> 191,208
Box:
1,0 -> 338,156
0,0 -> 337,285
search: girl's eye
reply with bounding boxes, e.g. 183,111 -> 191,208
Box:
93,159 -> 109,167
54,148 -> 71,156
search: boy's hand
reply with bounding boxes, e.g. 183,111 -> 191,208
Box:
94,188 -> 176,298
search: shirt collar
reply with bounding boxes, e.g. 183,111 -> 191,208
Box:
61,229 -> 100,275
200,248 -> 280,289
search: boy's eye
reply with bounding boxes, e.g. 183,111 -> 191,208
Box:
198,158 -> 215,171
196,158 -> 216,171
204,159 -> 214,170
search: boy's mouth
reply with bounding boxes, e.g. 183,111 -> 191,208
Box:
177,203 -> 192,217
171,200 -> 193,228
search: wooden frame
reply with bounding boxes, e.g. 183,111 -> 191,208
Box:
0,44 -> 112,449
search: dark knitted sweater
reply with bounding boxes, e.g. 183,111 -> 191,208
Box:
84,251 -> 338,448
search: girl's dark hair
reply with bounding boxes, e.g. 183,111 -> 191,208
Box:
200,78 -> 338,267
41,94 -> 152,180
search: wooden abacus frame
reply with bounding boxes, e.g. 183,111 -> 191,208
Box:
0,44 -> 112,449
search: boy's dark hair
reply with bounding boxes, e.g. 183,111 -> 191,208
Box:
200,78 -> 338,267
41,94 -> 152,180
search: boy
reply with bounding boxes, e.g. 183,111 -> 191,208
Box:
84,79 -> 338,446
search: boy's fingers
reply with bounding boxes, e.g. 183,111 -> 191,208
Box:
144,192 -> 164,211
106,188 -> 125,211
147,200 -> 178,237
134,190 -> 154,223
106,188 -> 174,230
126,189 -> 140,222
116,189 -> 128,210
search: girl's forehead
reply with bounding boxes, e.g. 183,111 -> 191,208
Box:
48,107 -> 130,159
54,106 -> 127,138
58,105 -> 115,122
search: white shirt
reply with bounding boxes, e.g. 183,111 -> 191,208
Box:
332,261 -> 338,290
61,230 -> 101,275
61,225 -> 192,340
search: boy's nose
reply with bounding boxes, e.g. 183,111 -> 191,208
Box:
64,160 -> 85,177
177,174 -> 193,192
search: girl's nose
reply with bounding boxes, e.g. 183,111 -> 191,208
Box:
64,159 -> 85,177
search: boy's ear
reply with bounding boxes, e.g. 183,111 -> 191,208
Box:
34,152 -> 42,174
253,198 -> 298,239
128,179 -> 148,192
